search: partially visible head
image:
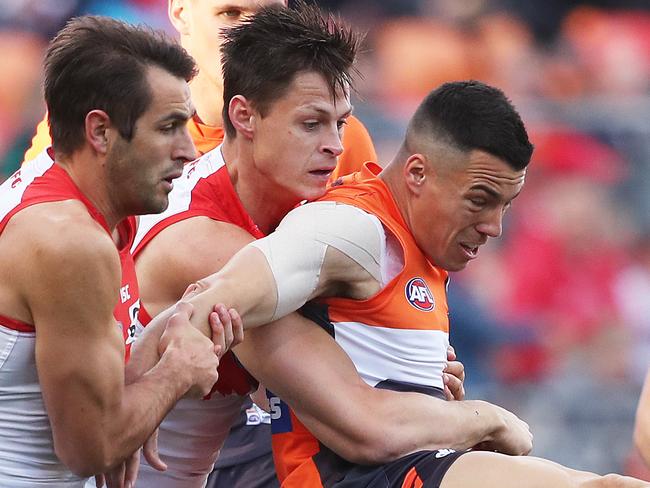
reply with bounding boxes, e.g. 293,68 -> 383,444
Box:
221,2 -> 360,206
395,80 -> 533,271
45,15 -> 197,157
45,16 -> 198,215
168,0 -> 287,93
221,1 -> 359,138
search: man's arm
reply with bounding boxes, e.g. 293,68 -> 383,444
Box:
635,370 -> 650,466
127,217 -> 252,381
234,312 -> 532,465
13,203 -> 219,477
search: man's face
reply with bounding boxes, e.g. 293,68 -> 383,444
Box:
107,65 -> 196,215
175,0 -> 286,90
250,70 -> 351,204
411,150 -> 526,272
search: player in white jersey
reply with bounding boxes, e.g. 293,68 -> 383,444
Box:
0,17 -> 223,487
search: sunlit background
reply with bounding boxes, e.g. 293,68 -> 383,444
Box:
2,0 -> 650,478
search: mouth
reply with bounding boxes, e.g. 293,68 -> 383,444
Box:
161,170 -> 183,190
460,243 -> 480,260
308,167 -> 336,179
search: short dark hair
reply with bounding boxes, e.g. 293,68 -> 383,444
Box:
408,80 -> 533,170
44,15 -> 197,156
220,1 -> 361,138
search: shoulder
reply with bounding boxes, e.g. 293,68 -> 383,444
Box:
12,200 -> 120,278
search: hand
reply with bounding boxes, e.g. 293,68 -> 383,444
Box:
443,345 -> 465,401
142,428 -> 167,472
94,449 -> 140,488
208,304 -> 244,358
159,301 -> 220,398
475,402 -> 533,456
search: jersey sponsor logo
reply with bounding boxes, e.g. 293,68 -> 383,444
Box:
434,448 -> 456,458
267,391 -> 293,434
405,277 -> 435,311
246,404 -> 271,426
125,299 -> 143,345
119,284 -> 131,304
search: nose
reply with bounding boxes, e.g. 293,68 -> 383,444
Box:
174,126 -> 198,164
320,123 -> 344,158
475,208 -> 503,238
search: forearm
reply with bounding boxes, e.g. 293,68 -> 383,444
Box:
188,246 -> 278,332
236,316 -> 503,465
635,370 -> 650,465
125,306 -> 173,384
109,348 -> 193,464
294,384 -> 501,464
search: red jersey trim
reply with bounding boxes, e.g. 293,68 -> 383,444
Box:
0,314 -> 35,333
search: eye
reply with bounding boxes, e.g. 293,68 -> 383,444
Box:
303,121 -> 319,131
469,198 -> 486,208
219,9 -> 244,20
337,119 -> 348,131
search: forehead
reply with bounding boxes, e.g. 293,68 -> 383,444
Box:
196,0 -> 286,11
269,71 -> 351,115
461,150 -> 526,197
141,65 -> 193,119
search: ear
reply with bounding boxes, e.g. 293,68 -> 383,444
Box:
85,110 -> 111,155
228,95 -> 256,140
168,0 -> 190,36
403,153 -> 429,195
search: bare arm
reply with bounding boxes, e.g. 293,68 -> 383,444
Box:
127,217 -> 253,381
14,204 -> 218,477
234,312 -> 531,464
635,369 -> 650,466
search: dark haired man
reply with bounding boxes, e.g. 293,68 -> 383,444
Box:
0,16 -> 222,486
171,80 -> 650,487
128,4 -> 368,487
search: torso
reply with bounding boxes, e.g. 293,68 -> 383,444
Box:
0,148 -> 139,486
132,145 -> 262,488
271,163 -> 451,487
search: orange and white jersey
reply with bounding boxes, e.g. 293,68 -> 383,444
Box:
320,162 -> 450,392
271,163 -> 451,487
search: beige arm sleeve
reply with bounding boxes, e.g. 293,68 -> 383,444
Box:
249,201 -> 384,320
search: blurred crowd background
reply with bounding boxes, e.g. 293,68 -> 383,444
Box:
2,0 -> 650,479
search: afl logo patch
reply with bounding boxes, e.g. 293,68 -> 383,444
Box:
405,277 -> 435,311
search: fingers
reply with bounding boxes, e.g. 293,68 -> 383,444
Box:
446,345 -> 457,361
208,308 -> 226,358
169,301 -> 194,324
104,462 -> 126,488
208,304 -> 245,356
443,371 -> 465,401
181,283 -> 199,299
229,308 -> 244,348
143,429 -> 167,472
124,450 -> 141,488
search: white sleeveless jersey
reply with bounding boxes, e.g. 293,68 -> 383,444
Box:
133,146 -> 259,487
0,150 -> 87,487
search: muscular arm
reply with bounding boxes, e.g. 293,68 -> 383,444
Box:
181,202 -> 383,334
234,313 -> 529,464
12,203 -> 210,477
635,370 -> 650,466
127,217 -> 254,380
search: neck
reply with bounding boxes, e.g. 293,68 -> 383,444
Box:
55,148 -> 123,232
222,138 -> 296,235
379,158 -> 414,230
189,73 -> 224,127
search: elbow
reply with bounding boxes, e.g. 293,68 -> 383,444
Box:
327,427 -> 409,465
54,439 -> 115,477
